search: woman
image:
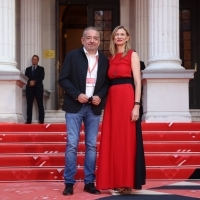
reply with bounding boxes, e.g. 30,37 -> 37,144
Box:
96,26 -> 146,195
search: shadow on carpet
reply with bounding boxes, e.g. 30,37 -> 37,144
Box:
151,185 -> 200,190
97,194 -> 199,200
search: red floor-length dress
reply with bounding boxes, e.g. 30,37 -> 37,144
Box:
96,50 -> 140,189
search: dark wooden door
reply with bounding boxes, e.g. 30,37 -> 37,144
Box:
180,0 -> 200,109
55,0 -> 120,108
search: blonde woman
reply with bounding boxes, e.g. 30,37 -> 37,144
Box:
96,26 -> 146,195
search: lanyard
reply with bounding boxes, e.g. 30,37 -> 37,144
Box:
88,56 -> 98,74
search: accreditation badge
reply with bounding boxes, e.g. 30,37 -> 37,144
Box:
86,78 -> 96,86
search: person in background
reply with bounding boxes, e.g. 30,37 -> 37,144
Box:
58,26 -> 110,196
25,55 -> 45,124
96,25 -> 146,195
139,61 -> 145,119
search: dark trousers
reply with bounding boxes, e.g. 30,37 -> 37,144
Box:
26,88 -> 44,123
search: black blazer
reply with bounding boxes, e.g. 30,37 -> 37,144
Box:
25,65 -> 45,89
59,47 -> 110,115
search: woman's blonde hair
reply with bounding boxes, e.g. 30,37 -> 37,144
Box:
110,25 -> 131,57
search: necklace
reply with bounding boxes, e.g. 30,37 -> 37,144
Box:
113,54 -> 122,77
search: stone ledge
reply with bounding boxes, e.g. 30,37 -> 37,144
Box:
142,69 -> 195,79
0,71 -> 28,83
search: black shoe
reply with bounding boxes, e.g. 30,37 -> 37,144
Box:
63,183 -> 73,196
84,183 -> 101,194
25,122 -> 31,124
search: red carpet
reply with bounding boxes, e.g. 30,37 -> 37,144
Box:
97,195 -> 199,200
0,122 -> 200,181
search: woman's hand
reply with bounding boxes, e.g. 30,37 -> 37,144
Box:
131,105 -> 140,121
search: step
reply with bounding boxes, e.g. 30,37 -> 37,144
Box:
145,154 -> 200,166
0,153 -> 200,167
0,133 -> 101,143
0,124 -> 67,132
0,142 -> 100,153
44,110 -> 65,123
0,133 -> 66,142
144,142 -> 200,152
0,123 -> 200,132
1,131 -> 200,143
143,131 -> 200,141
0,167 -> 198,181
0,124 -> 101,132
0,142 -> 200,153
142,122 -> 200,131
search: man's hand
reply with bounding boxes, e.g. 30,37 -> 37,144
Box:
29,80 -> 36,86
77,93 -> 89,103
91,95 -> 101,105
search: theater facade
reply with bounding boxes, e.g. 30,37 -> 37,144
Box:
0,0 -> 199,123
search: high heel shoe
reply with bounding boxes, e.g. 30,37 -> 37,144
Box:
110,187 -> 131,195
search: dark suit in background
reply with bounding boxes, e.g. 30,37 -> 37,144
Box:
25,63 -> 45,123
139,61 -> 145,119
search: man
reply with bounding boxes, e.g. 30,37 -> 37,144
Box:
59,27 -> 109,196
25,55 -> 45,124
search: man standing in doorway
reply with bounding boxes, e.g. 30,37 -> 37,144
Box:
59,27 -> 109,196
25,55 -> 45,124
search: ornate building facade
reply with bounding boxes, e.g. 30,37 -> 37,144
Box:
0,0 -> 199,123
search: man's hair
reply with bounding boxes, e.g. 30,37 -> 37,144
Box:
32,55 -> 39,60
82,26 -> 100,38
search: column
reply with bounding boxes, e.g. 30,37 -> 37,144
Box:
20,0 -> 42,73
135,0 -> 148,64
147,0 -> 182,69
0,0 -> 27,123
0,0 -> 17,71
142,0 -> 194,122
20,0 -> 42,122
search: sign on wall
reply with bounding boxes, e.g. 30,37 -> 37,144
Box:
43,50 -> 55,58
